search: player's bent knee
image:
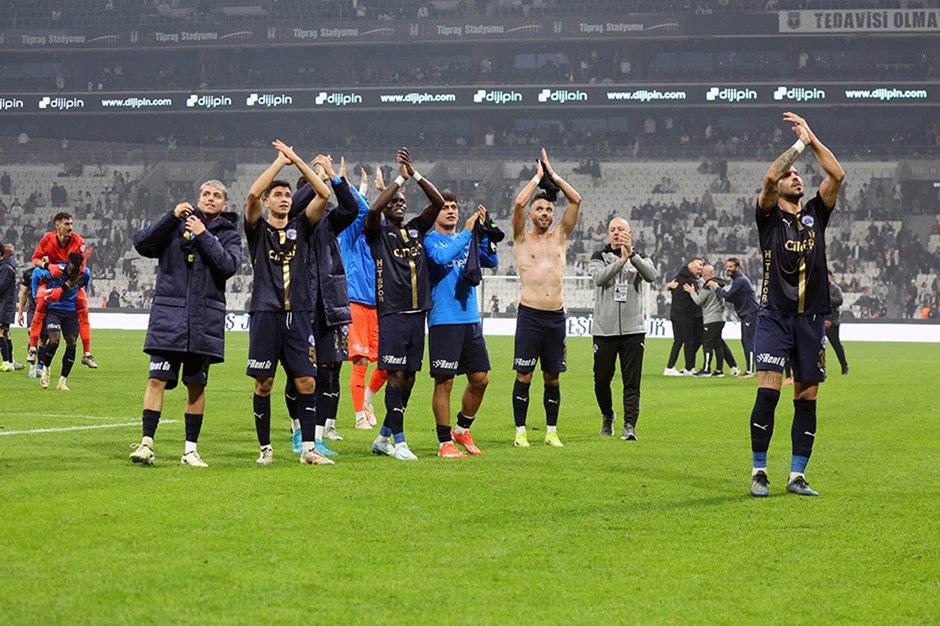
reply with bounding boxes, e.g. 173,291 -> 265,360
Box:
294,376 -> 315,394
515,372 -> 533,384
254,377 -> 275,395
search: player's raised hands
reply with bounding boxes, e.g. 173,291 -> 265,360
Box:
534,158 -> 544,181
540,148 -> 554,175
174,202 -> 194,219
272,139 -> 297,165
374,164 -> 386,191
397,147 -> 415,177
464,205 -> 485,232
338,156 -> 346,179
784,112 -> 813,146
313,154 -> 335,180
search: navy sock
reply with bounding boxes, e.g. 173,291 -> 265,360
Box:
142,408 -> 161,439
61,345 -> 76,378
284,379 -> 298,423
297,392 -> 317,442
544,385 -> 560,427
385,385 -> 405,440
325,367 -> 341,423
791,399 -> 817,467
436,424 -> 451,444
512,380 -> 530,428
184,412 -> 203,443
750,387 -> 780,462
253,393 -> 271,447
456,411 -> 474,430
0,337 -> 11,361
314,384 -> 328,428
43,342 -> 58,367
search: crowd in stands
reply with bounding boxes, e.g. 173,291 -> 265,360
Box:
2,0 -> 928,28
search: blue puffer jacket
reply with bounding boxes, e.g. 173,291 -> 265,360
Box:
133,208 -> 241,362
0,254 -> 16,324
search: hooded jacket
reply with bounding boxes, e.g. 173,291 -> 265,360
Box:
0,254 -> 16,323
589,245 -> 657,336
133,208 -> 241,362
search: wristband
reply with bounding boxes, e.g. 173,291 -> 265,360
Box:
792,139 -> 806,154
531,175 -> 540,185
412,171 -> 423,183
394,175 -> 406,187
331,175 -> 342,185
358,183 -> 368,196
42,261 -> 49,270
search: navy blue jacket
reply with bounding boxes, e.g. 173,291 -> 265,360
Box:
133,209 -> 241,362
290,177 -> 359,328
715,269 -> 759,319
0,254 -> 16,324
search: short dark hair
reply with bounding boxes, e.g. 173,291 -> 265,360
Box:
54,211 -> 72,223
530,191 -> 553,206
727,257 -> 741,268
263,180 -> 292,198
441,191 -> 458,204
68,251 -> 83,266
295,176 -> 309,191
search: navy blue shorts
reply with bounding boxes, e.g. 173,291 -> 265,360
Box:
755,311 -> 827,383
0,322 -> 9,332
313,316 -> 348,365
45,308 -> 79,338
149,352 -> 210,391
377,312 -> 425,372
428,322 -> 490,377
246,311 -> 317,379
513,304 -> 567,374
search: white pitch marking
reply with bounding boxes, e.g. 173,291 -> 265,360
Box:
0,420 -> 178,436
3,413 -> 136,421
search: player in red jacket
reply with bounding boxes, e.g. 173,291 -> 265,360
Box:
31,212 -> 97,368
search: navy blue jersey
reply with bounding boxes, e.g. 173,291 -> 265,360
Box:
367,215 -> 433,317
756,192 -> 831,316
245,215 -> 314,313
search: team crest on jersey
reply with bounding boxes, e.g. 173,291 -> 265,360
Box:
341,325 -> 349,336
80,244 -> 86,252
286,228 -> 297,240
801,215 -> 814,228
308,334 -> 315,346
408,229 -> 419,238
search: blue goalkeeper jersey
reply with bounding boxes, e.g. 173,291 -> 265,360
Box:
425,229 -> 498,327
338,185 -> 376,306
31,265 -> 90,311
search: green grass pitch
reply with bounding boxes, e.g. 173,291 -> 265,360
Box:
1,329 -> 938,624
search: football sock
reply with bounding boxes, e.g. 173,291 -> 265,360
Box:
297,392 -> 317,443
546,425 -> 557,434
752,452 -> 767,472
367,368 -> 388,393
350,363 -> 367,411
791,398 -> 817,465
750,387 -> 779,460
512,380 -> 530,428
5,336 -> 13,362
77,307 -> 91,354
455,411 -> 474,434
43,342 -> 57,367
516,425 -> 527,434
61,345 -> 76,378
284,379 -> 298,425
184,412 -> 203,444
401,384 -> 413,409
544,385 -> 560,427
385,385 -> 405,441
184,441 -> 197,455
142,409 -> 161,439
253,393 -> 271,447
436,424 -> 452,444
0,337 -> 10,362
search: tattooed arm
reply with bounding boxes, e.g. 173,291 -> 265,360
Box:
758,117 -> 811,213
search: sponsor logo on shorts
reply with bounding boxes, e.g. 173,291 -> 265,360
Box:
514,357 -> 537,367
432,359 -> 458,369
382,355 -> 407,365
247,358 -> 273,369
755,353 -> 786,367
150,359 -> 173,371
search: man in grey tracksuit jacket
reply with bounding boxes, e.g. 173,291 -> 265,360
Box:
590,217 -> 657,440
685,264 -> 738,376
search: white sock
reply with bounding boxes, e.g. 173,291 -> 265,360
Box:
302,441 -> 314,453
454,425 -> 468,435
59,375 -> 68,385
364,387 -> 376,406
325,418 -> 335,430
184,441 -> 197,454
355,410 -> 367,422
546,425 -> 557,434
315,424 -> 324,441
515,426 -> 526,435
395,441 -> 408,449
377,434 -> 389,444
752,467 -> 767,476
789,471 -> 805,482
142,436 -> 154,448
290,418 -> 300,433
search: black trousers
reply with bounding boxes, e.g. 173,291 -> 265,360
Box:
594,333 -> 645,426
667,315 -> 701,371
701,321 -> 731,372
826,323 -> 848,368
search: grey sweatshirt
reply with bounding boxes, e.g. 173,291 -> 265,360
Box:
689,283 -> 726,324
589,246 -> 658,336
